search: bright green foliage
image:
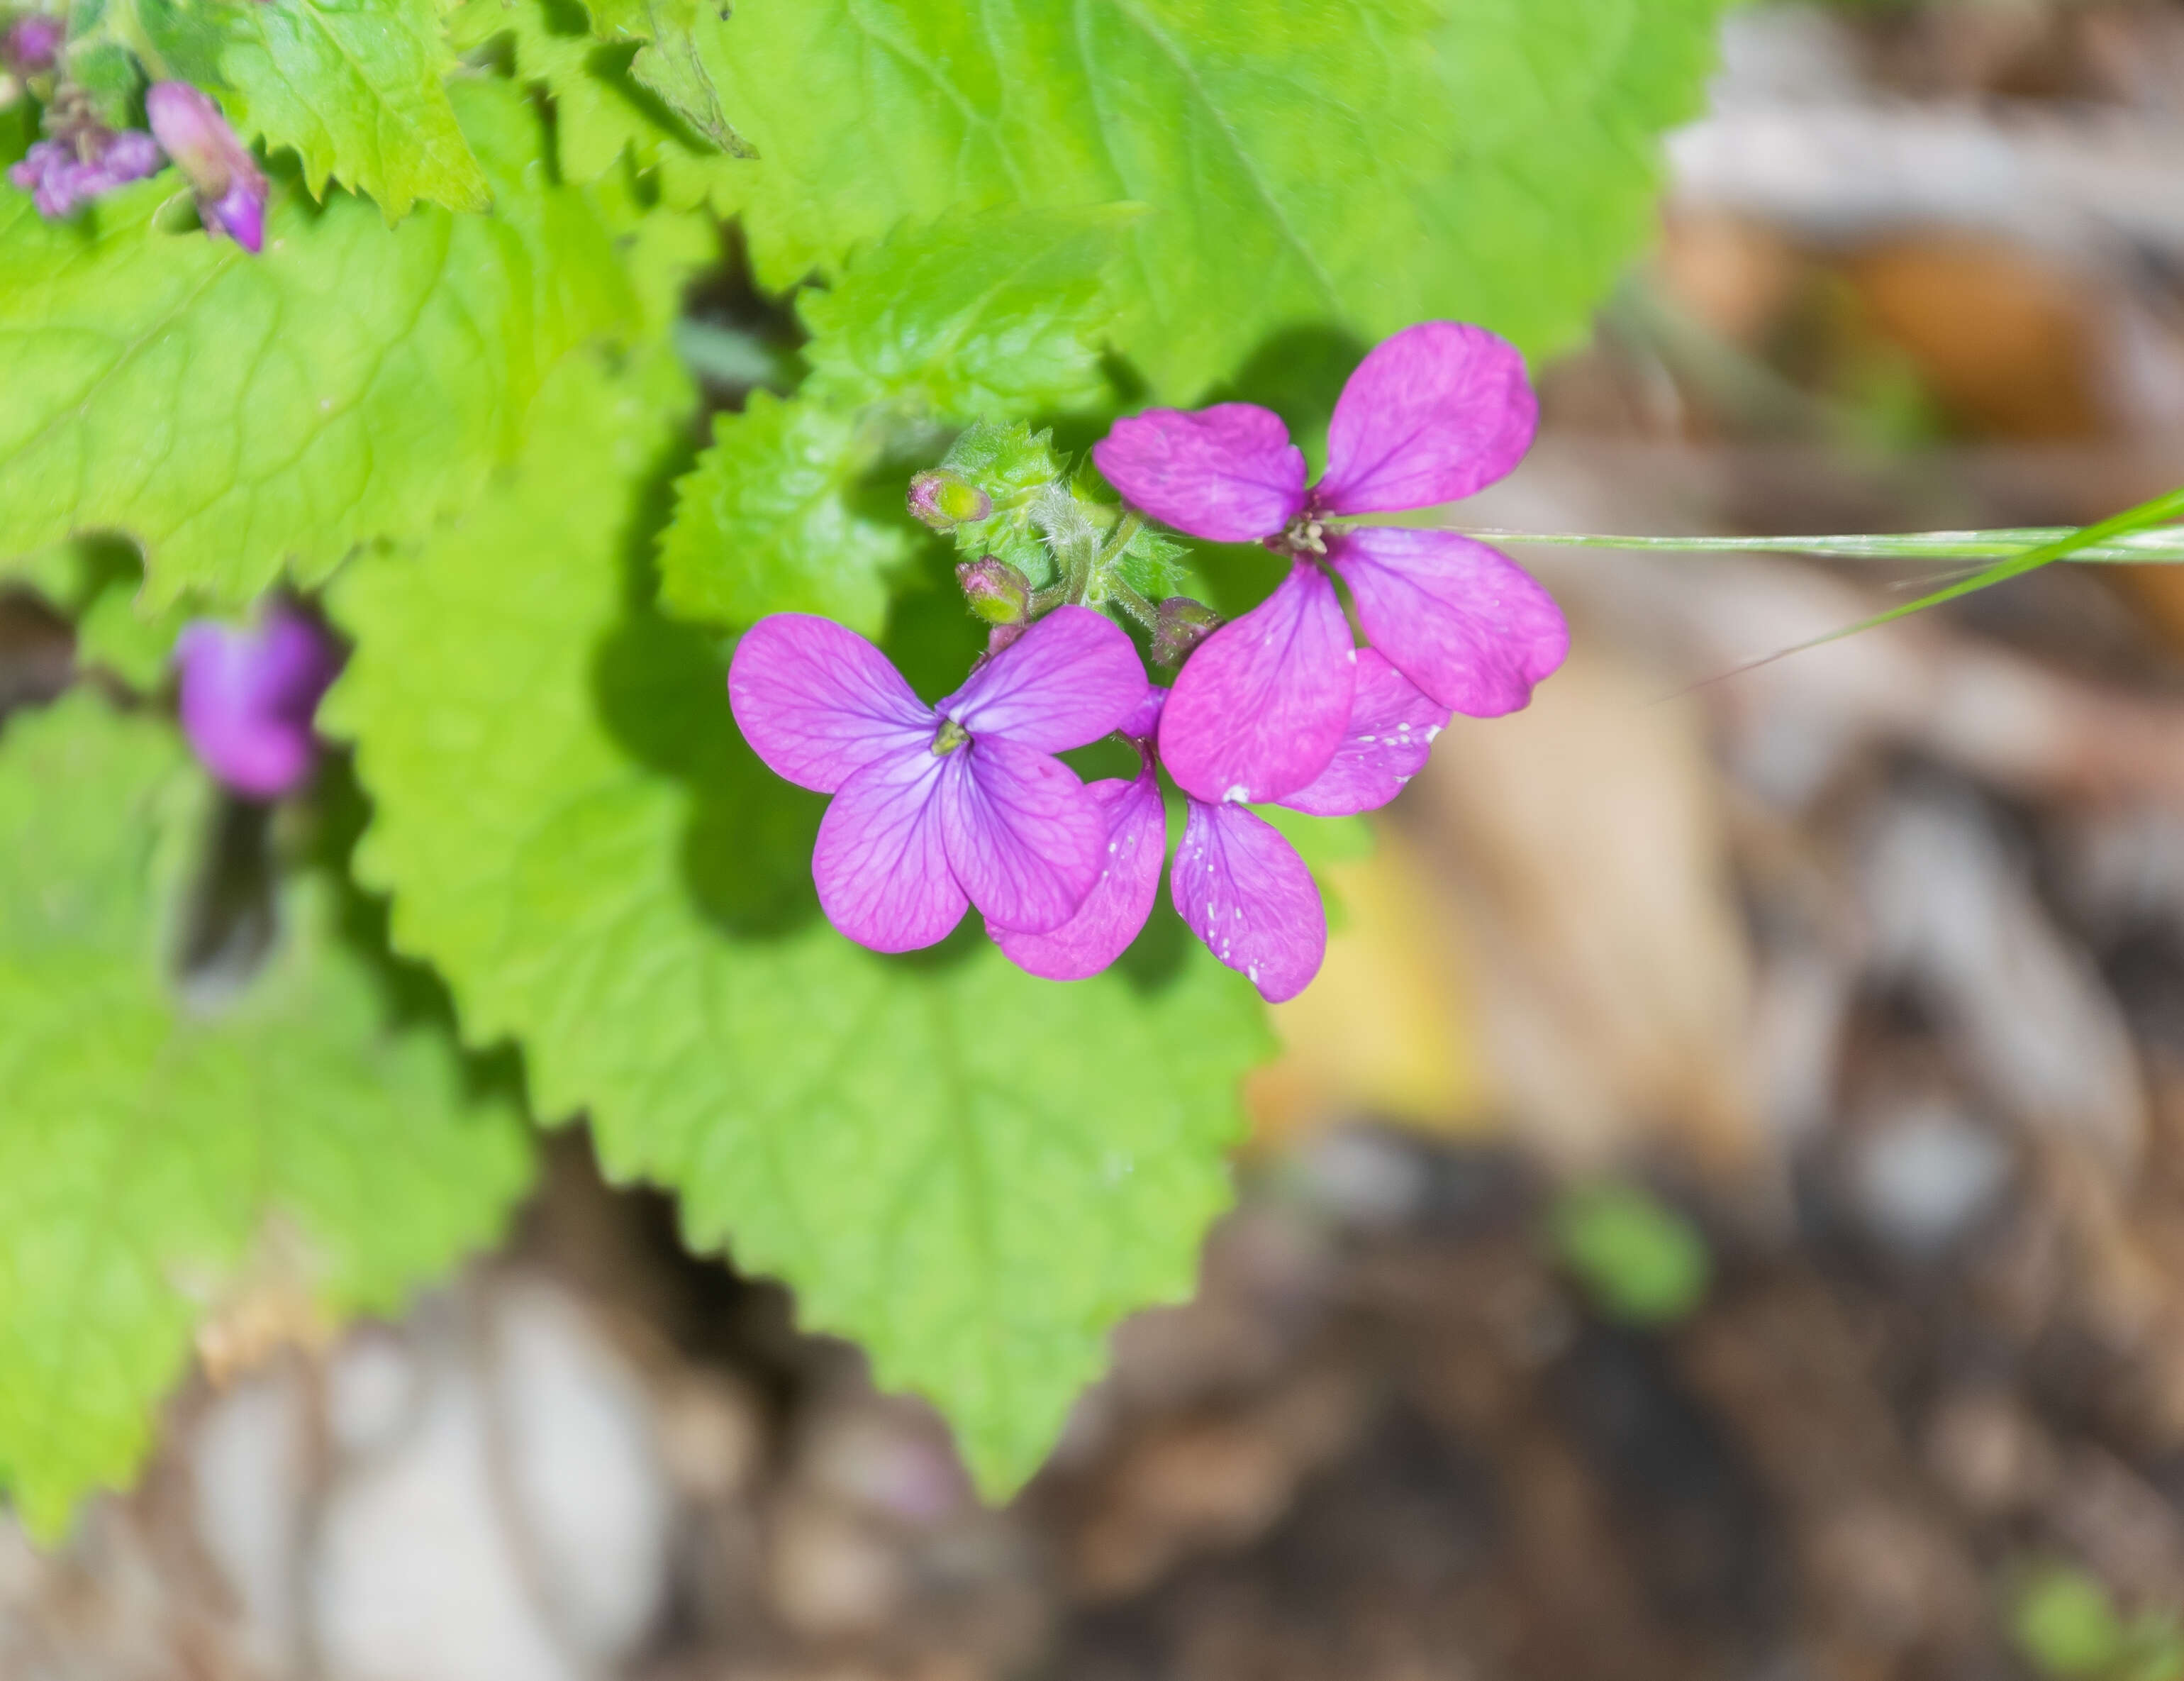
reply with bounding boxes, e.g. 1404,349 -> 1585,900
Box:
213,0 -> 490,218
1550,1180 -> 1712,1326
658,209 -> 1127,634
797,209 -> 1127,418
0,692 -> 530,1541
452,0 -> 746,211
0,82 -> 637,607
696,0 -> 1732,397
657,392 -> 913,634
325,353 -> 1268,1494
574,0 -> 745,157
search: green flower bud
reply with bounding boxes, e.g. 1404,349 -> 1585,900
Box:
957,557 -> 1031,626
908,469 -> 993,531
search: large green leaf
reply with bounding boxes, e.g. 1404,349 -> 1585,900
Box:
693,0 -> 1733,398
325,351 -> 1266,1494
213,0 -> 490,218
0,79 -> 637,608
0,692 -> 530,1541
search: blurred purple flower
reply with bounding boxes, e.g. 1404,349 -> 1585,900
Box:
9,128 -> 160,220
1092,321 -> 1566,805
728,606 -> 1148,954
175,609 -> 340,800
3,13 -> 63,75
145,81 -> 265,252
992,662 -> 1447,1002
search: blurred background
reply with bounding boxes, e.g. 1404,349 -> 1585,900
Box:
11,1 -> 2184,1675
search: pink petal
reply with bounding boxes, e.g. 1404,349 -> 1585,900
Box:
940,604 -> 1146,753
942,737 -> 1108,936
1279,649 -> 1450,817
1157,561 -> 1354,804
1170,799 -> 1327,1004
991,769 -> 1166,980
1118,684 -> 1167,745
1315,322 -> 1537,516
1091,404 -> 1308,542
729,614 -> 932,794
1331,528 -> 1568,717
812,751 -> 966,952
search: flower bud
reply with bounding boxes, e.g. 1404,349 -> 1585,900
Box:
2,14 -> 62,76
1152,597 -> 1221,667
907,469 -> 993,531
956,556 -> 1030,626
145,81 -> 267,253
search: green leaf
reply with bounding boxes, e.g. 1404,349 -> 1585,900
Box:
695,0 -> 1733,398
657,210 -> 1130,633
452,0 -> 747,211
797,208 -> 1128,418
212,0 -> 491,218
657,390 -> 913,635
325,350 -> 1269,1495
0,79 -> 637,608
0,692 -> 530,1540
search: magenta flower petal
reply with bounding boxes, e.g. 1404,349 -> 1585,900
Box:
1091,404 -> 1308,543
1315,322 -> 1537,516
1278,649 -> 1449,818
812,752 -> 966,952
175,609 -> 340,800
728,613 -> 933,794
1331,527 -> 1567,717
940,604 -> 1146,753
1171,799 -> 1326,1004
990,767 -> 1166,979
942,737 -> 1107,935
1157,560 -> 1354,805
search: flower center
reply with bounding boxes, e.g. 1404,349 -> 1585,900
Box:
1270,513 -> 1328,557
930,718 -> 971,756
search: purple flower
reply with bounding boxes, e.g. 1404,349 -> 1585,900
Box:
145,81 -> 266,253
728,606 -> 1149,954
992,658 -> 1448,1002
1091,321 -> 1567,805
175,609 -> 340,800
8,128 -> 161,220
3,14 -> 63,76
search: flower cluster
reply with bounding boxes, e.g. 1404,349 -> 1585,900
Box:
175,607 -> 340,799
1093,320 -> 1565,805
3,18 -> 266,252
728,321 -> 1566,1001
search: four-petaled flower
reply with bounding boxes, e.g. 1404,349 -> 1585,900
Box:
175,607 -> 340,800
730,606 -> 1149,954
1091,320 -> 1567,806
145,81 -> 267,253
992,660 -> 1449,1001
